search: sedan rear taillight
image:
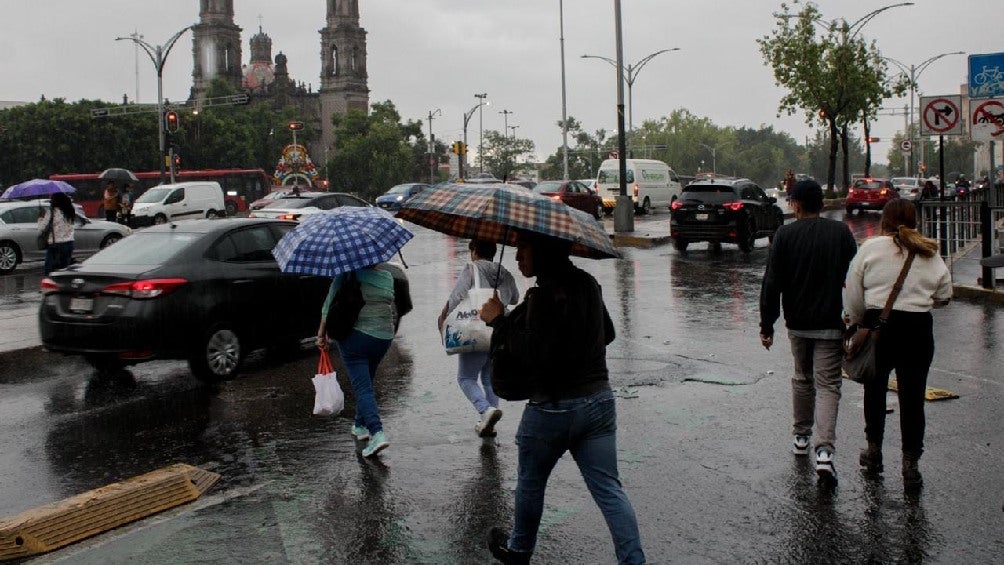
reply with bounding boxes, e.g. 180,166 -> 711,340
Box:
40,278 -> 58,293
278,213 -> 300,221
670,200 -> 684,210
101,278 -> 188,299
723,201 -> 744,211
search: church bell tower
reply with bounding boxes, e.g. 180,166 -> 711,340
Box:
191,0 -> 243,102
319,0 -> 370,152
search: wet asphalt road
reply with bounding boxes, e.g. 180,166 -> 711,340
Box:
1,211 -> 1002,564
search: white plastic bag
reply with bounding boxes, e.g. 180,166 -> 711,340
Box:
442,263 -> 495,355
312,349 -> 344,416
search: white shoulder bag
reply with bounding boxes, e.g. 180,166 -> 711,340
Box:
442,263 -> 495,354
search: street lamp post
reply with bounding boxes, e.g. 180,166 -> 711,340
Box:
581,47 -> 680,156
509,125 -> 520,178
462,97 -> 488,180
116,26 -> 192,184
559,0 -> 569,180
884,51 -> 965,176
699,143 -> 718,176
475,93 -> 489,174
428,108 -> 441,184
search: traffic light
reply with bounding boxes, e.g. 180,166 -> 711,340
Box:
288,121 -> 304,131
452,141 -> 467,155
173,154 -> 181,169
867,137 -> 880,143
165,111 -> 179,133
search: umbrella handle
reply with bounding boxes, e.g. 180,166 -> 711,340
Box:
397,250 -> 408,269
494,225 -> 510,290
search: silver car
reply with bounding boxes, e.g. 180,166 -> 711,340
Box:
0,200 -> 132,274
891,177 -> 923,201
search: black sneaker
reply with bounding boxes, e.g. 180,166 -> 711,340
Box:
487,527 -> 531,565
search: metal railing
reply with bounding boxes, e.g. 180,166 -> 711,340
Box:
918,193 -> 1004,289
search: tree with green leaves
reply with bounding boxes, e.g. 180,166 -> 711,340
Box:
759,1 -> 905,192
478,129 -> 535,180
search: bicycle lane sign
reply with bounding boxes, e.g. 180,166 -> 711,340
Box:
920,95 -> 963,136
969,52 -> 1004,100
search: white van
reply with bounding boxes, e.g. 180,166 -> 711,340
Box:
595,159 -> 682,214
131,182 -> 226,226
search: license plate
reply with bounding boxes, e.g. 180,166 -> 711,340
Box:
695,213 -> 709,221
69,297 -> 93,313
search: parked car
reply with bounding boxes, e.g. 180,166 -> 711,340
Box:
375,183 -> 429,211
890,177 -> 923,201
0,200 -> 131,274
507,179 -> 537,191
39,218 -> 412,381
532,180 -> 604,219
670,177 -> 784,253
247,191 -> 370,221
846,178 -> 899,215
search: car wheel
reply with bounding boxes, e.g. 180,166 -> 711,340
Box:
673,237 -> 689,252
225,201 -> 238,216
738,215 -> 757,253
845,206 -> 855,216
99,234 -> 122,249
641,197 -> 652,215
594,203 -> 603,220
154,214 -> 168,225
189,324 -> 244,382
0,240 -> 20,274
84,353 -> 126,373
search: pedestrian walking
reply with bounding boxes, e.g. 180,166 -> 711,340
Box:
759,179 -> 858,484
38,192 -> 76,275
844,199 -> 951,489
316,266 -> 397,458
479,231 -> 645,565
782,168 -> 796,193
119,183 -> 134,226
437,239 -> 520,437
103,181 -> 120,222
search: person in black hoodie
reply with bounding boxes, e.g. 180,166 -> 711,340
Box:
760,179 -> 857,484
478,231 -> 645,565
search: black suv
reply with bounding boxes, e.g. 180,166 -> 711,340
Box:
670,178 -> 784,253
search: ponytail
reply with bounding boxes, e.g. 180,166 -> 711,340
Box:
892,225 -> 937,258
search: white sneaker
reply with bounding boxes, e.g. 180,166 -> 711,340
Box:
815,447 -> 837,483
475,407 -> 503,437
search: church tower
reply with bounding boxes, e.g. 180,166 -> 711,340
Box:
191,0 -> 243,102
318,0 -> 370,152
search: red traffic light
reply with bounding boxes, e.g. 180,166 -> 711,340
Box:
165,111 -> 179,133
288,121 -> 304,131
867,137 -> 880,143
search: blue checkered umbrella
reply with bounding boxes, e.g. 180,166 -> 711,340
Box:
272,206 -> 414,277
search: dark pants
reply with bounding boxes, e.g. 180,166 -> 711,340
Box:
863,310 -> 934,456
43,241 -> 73,275
105,210 -> 117,222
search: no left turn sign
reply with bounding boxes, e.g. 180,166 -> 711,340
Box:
920,95 -> 963,136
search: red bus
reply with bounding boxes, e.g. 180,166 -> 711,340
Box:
49,169 -> 273,218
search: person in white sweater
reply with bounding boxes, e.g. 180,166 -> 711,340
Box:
844,199 -> 952,489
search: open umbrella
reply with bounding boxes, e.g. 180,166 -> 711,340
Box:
98,168 -> 139,183
272,206 -> 414,277
1,179 -> 76,200
396,182 -> 618,259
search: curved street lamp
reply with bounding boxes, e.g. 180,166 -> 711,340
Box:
116,26 -> 192,184
699,143 -> 718,176
884,51 -> 965,175
462,94 -> 489,179
581,48 -> 680,155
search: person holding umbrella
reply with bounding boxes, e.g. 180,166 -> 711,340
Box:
103,181 -> 120,222
477,231 -> 645,565
38,192 -> 76,275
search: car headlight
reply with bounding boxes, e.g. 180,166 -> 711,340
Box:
396,195 -> 404,201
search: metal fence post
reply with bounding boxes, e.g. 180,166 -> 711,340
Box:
981,201 -> 995,290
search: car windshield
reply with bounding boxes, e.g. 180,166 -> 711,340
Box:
135,187 -> 173,203
85,231 -> 201,265
892,178 -> 917,186
386,185 -> 413,195
533,182 -> 563,194
853,181 -> 884,189
681,185 -> 739,204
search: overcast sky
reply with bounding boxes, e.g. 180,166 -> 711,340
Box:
2,0 -> 999,167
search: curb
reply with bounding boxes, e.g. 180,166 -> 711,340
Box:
612,233 -> 673,249
952,284 -> 1004,304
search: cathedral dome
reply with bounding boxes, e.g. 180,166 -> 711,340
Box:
242,60 -> 275,91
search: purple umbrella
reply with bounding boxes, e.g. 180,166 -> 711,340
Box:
1,179 -> 77,200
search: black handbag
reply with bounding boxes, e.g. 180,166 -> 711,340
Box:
489,300 -> 535,401
843,252 -> 915,384
37,211 -> 54,250
325,271 -> 365,341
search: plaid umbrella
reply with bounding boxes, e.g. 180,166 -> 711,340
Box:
272,206 -> 414,277
396,183 -> 618,259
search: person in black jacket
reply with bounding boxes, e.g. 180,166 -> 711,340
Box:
759,180 -> 857,485
478,231 -> 645,565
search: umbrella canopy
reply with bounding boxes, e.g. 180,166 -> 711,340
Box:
272,206 -> 414,277
396,183 -> 618,259
98,168 -> 139,183
1,179 -> 76,200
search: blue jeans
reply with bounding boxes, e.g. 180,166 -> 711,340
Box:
510,388 -> 645,564
457,351 -> 498,414
43,241 -> 73,276
336,330 -> 392,435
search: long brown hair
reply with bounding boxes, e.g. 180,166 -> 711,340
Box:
880,199 -> 937,258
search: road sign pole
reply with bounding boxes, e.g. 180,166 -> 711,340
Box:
939,133 -> 948,257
